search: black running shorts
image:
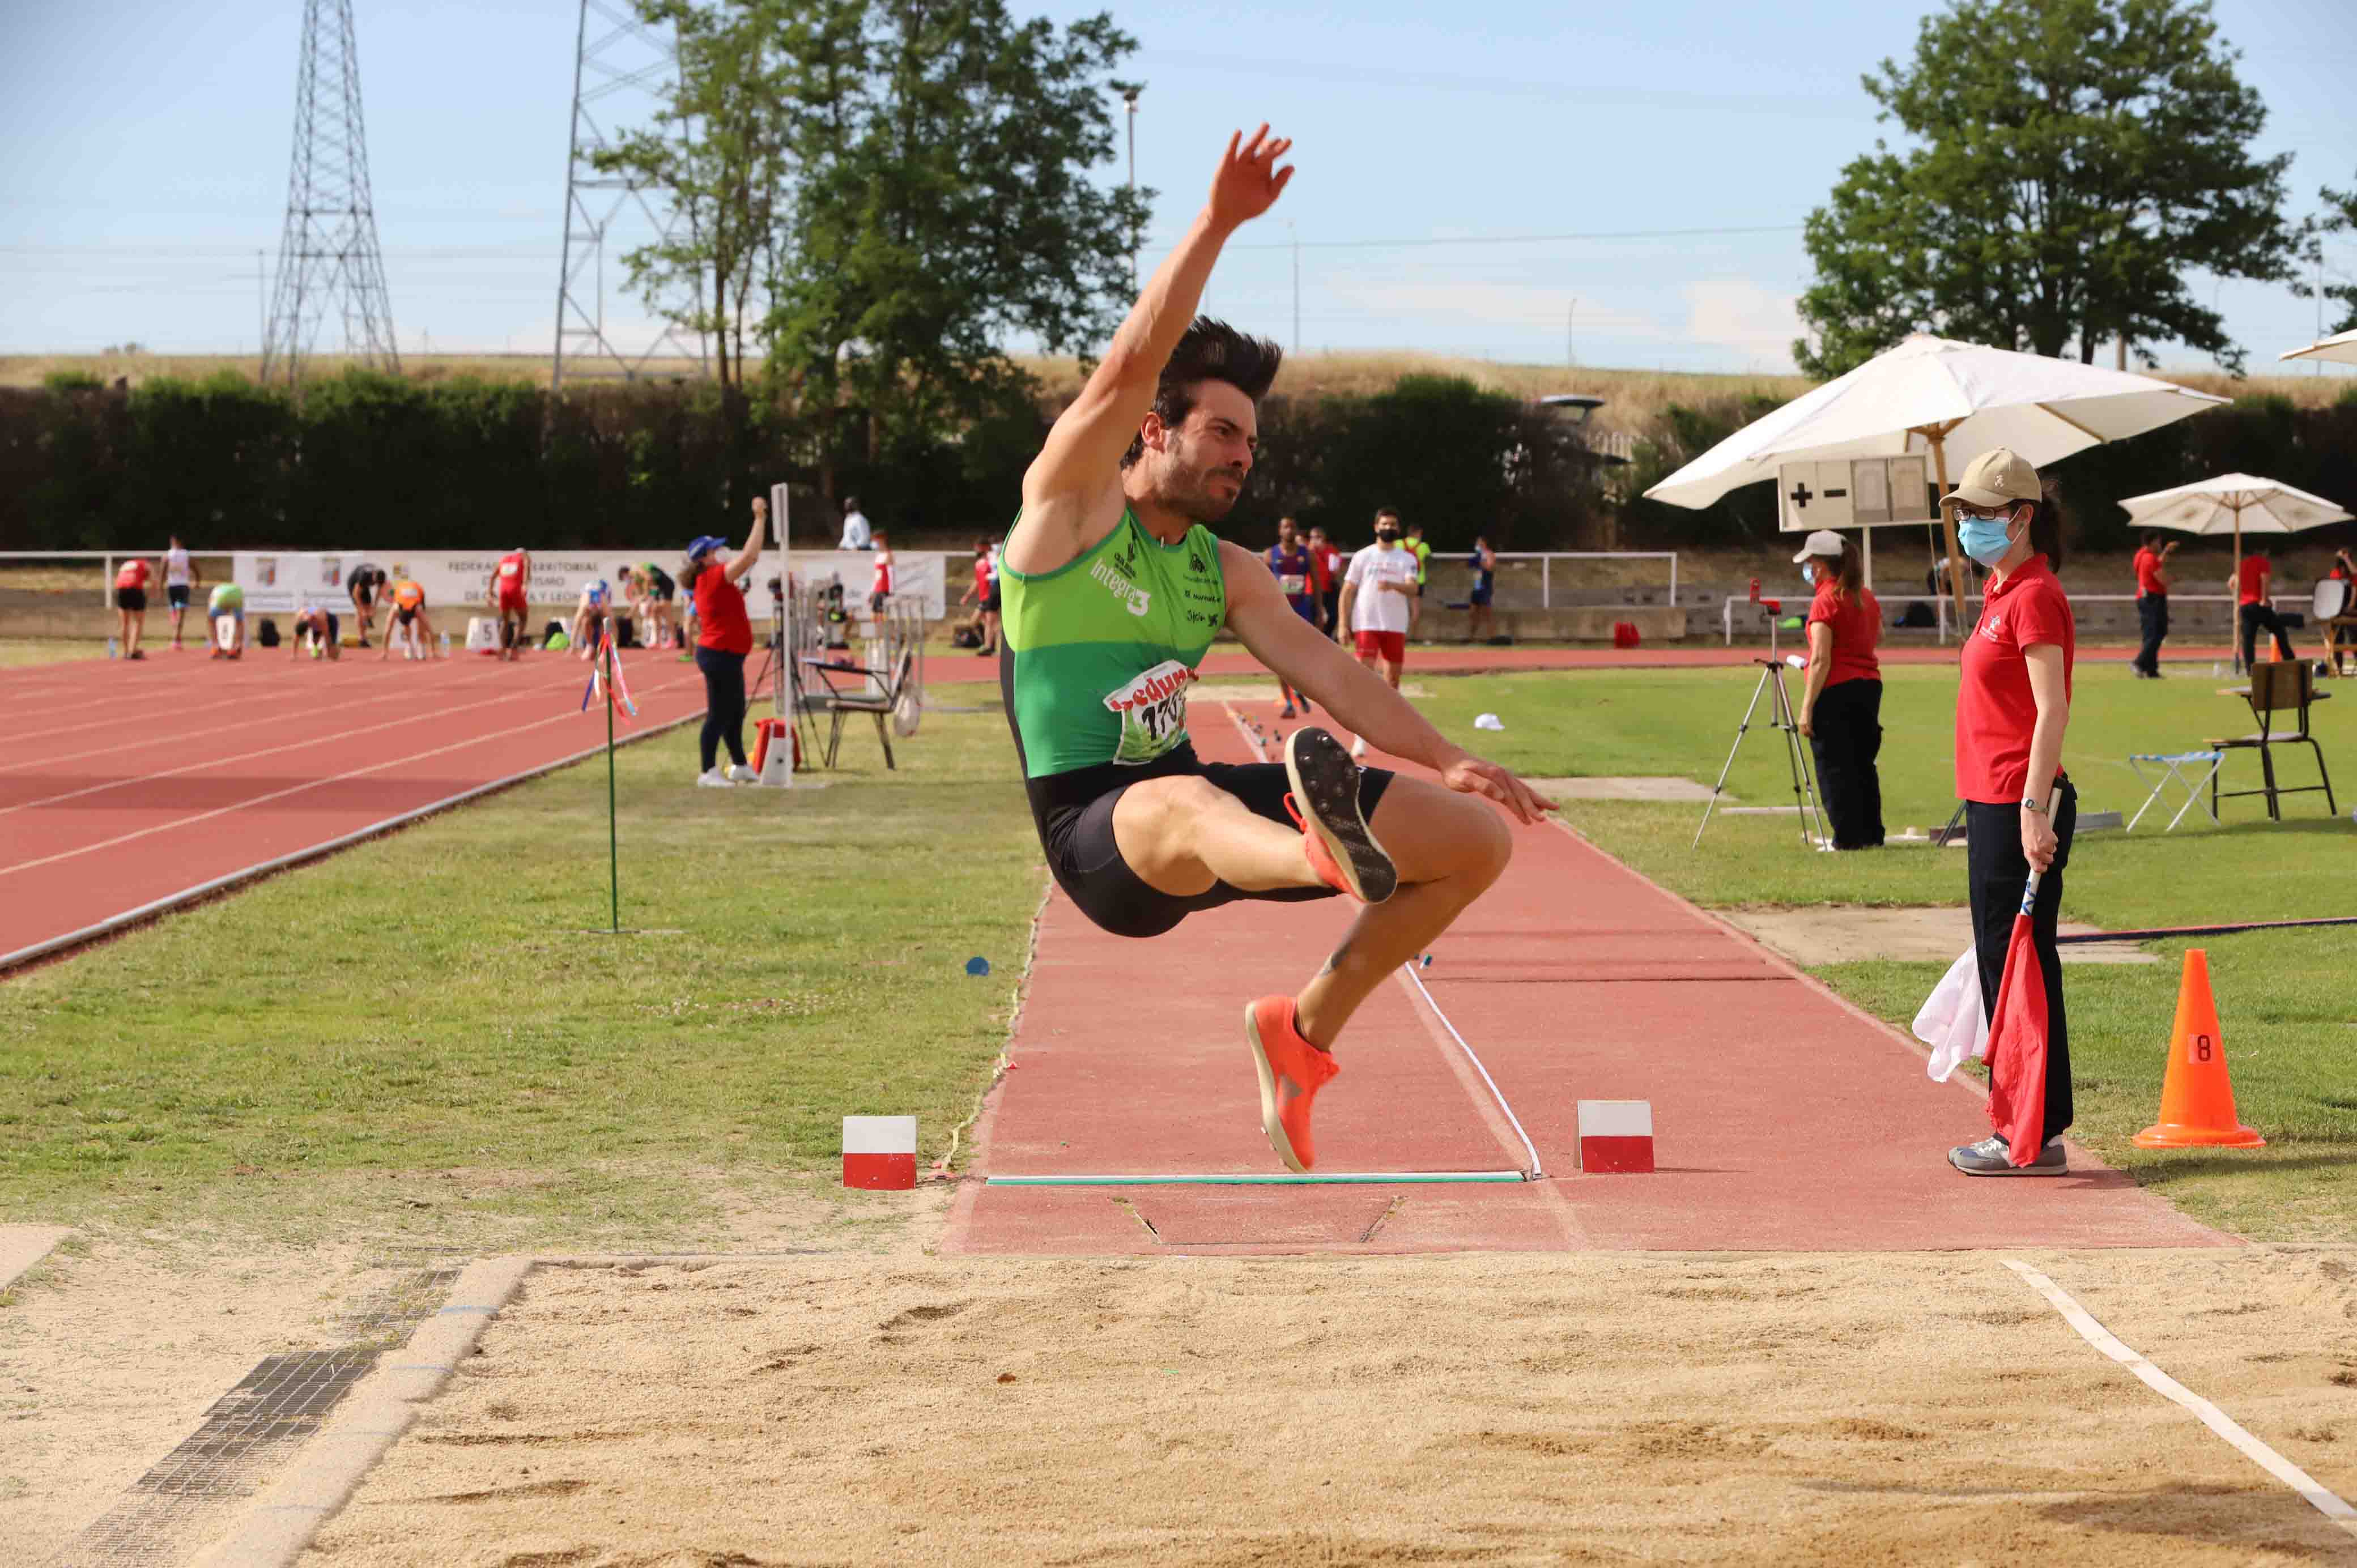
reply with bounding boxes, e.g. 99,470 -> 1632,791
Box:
1022,742 -> 1396,940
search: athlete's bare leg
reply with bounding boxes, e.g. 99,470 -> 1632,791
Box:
1111,768 -> 1509,1046
1292,778 -> 1506,1043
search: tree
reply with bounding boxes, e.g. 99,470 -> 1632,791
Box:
2309,172 -> 2357,335
756,0 -> 1147,493
1794,0 -> 2300,378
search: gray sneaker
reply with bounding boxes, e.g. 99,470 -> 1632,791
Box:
1948,1134 -> 2066,1177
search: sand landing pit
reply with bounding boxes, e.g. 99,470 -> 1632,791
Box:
1725,905 -> 2160,965
303,1247 -> 2357,1565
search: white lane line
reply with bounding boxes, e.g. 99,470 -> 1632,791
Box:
2003,1259 -> 2357,1539
5,657 -> 528,751
1223,701 -> 1545,1181
0,668 -> 702,879
0,661 -> 545,774
0,675 -> 599,819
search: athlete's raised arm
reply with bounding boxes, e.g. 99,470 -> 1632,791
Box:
1011,127 -> 1293,570
1220,542 -> 1556,825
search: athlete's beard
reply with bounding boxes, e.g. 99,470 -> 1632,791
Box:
1151,440 -> 1249,524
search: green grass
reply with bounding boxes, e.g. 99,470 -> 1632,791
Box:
1407,663 -> 2357,1239
3,659 -> 2350,1247
0,688 -> 1044,1246
0,641 -> 107,667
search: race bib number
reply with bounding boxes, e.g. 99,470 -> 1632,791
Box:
1278,573 -> 1308,595
1105,658 -> 1196,765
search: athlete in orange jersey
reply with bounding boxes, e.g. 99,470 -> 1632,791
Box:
380,576 -> 441,659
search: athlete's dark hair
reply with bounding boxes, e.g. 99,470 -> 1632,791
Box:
1121,317 -> 1282,468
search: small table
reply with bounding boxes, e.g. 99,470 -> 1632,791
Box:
2125,750 -> 2224,832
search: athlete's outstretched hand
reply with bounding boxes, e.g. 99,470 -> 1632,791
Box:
1207,125 -> 1294,231
1435,750 -> 1557,826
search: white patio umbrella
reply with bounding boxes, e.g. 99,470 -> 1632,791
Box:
2119,474 -> 2354,668
2279,328 -> 2357,367
1646,334 -> 2228,629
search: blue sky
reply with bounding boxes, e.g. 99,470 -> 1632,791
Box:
5,0 -> 2354,377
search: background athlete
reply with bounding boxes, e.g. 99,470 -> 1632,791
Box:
999,125 -> 1554,1174
489,546 -> 531,661
1266,516 -> 1320,718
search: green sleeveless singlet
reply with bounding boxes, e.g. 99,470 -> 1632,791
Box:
999,509 -> 1227,777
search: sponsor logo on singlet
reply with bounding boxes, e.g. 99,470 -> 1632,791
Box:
1092,557 -> 1150,616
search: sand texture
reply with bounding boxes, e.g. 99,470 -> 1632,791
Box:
302,1246 -> 2357,1566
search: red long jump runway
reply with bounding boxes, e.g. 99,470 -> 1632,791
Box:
943,698 -> 2227,1257
0,647 -> 708,968
923,638 -> 2233,683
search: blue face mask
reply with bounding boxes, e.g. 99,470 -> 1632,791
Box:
1957,511 -> 2018,566
1799,563 -> 1817,586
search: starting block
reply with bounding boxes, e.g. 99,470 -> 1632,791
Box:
843,1115 -> 917,1190
465,616 -> 500,655
1576,1100 -> 1654,1174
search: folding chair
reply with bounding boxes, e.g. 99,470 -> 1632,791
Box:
804,647 -> 915,770
2208,659 -> 2336,821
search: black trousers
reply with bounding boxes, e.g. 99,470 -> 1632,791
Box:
695,645 -> 748,770
1807,678 -> 1884,848
2134,594 -> 2168,674
2240,602 -> 2295,666
1965,778 -> 2076,1145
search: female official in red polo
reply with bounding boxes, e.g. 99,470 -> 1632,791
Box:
1945,448 -> 2075,1178
1792,529 -> 1882,849
686,497 -> 765,788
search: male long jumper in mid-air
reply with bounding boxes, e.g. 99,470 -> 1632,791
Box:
997,125 -> 1556,1172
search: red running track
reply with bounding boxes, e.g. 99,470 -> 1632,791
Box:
921,637 -> 2239,684
942,696 -> 2228,1256
0,646 -> 710,968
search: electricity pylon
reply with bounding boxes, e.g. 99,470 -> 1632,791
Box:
261,0 -> 400,392
551,0 -> 708,395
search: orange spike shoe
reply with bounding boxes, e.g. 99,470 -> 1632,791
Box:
1244,995 -> 1341,1173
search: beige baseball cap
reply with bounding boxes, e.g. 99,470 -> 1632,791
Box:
1940,446 -> 2042,509
1790,529 -> 1846,564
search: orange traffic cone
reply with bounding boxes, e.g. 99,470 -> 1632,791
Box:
2133,948 -> 2264,1149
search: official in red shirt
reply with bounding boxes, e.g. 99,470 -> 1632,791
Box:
685,497 -> 764,787
2235,546 -> 2295,667
1945,448 -> 2076,1178
1791,529 -> 1882,849
2129,530 -> 2177,678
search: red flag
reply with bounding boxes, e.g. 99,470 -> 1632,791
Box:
1983,868 -> 2049,1166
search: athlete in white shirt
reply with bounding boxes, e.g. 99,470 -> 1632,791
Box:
838,498 -> 873,551
161,536 -> 199,650
1336,513 -> 1420,756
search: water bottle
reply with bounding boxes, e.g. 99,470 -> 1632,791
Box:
107,637 -> 119,659
440,630 -> 450,657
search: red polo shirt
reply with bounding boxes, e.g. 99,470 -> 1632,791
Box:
1956,555 -> 2074,804
693,563 -> 752,655
2133,547 -> 2165,598
1805,581 -> 1881,688
2237,553 -> 2270,606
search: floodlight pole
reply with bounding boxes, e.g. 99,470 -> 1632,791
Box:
1119,82 -> 1143,287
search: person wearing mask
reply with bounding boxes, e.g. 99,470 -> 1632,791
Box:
1308,525 -> 1343,634
1944,448 -> 2077,1177
1466,535 -> 1498,643
2130,531 -> 2177,678
1403,519 -> 1432,636
1792,530 -> 1883,850
161,536 -> 199,650
1266,517 -> 1320,718
1336,510 -> 1420,757
112,555 -> 153,660
839,497 -> 873,551
687,500 -> 765,787
2236,545 -> 2295,667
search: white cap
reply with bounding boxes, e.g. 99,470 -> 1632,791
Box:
1790,529 -> 1845,564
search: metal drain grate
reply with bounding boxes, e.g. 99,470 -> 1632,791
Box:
54,1252 -> 467,1566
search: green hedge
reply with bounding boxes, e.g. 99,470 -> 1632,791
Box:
6,368 -> 2347,555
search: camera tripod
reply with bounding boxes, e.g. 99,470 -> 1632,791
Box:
1692,604 -> 1828,850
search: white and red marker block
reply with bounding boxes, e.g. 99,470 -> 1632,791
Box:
842,1115 -> 917,1190
1576,1100 -> 1654,1174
